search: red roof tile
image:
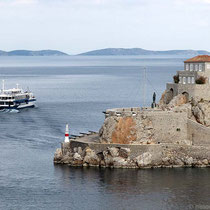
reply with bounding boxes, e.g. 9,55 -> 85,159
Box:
184,55 -> 210,63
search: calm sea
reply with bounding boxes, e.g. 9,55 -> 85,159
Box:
0,56 -> 210,210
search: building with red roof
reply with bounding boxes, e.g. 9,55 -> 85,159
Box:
165,55 -> 210,103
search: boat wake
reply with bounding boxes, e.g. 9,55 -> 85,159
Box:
0,109 -> 20,113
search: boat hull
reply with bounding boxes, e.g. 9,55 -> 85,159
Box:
0,101 -> 36,110
17,102 -> 35,109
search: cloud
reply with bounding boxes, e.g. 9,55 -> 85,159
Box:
0,0 -> 37,6
12,0 -> 38,5
188,0 -> 210,4
200,0 -> 210,3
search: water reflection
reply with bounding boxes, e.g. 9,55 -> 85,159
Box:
54,166 -> 210,209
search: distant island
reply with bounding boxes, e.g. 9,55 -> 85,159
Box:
79,48 -> 210,56
1,48 -> 210,56
0,50 -> 68,56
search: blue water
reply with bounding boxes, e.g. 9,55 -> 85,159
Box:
0,56 -> 210,210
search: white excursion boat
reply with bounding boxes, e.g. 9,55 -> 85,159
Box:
0,80 -> 36,110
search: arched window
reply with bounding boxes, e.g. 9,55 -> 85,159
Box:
182,92 -> 189,102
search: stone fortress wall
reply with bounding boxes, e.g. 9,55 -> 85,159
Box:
54,104 -> 210,169
101,107 -> 210,146
100,107 -> 189,145
166,83 -> 210,102
187,119 -> 210,146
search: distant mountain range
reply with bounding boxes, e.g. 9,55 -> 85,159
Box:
0,48 -> 210,56
79,48 -> 210,56
0,50 -> 68,56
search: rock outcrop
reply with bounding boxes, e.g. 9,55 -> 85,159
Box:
159,93 -> 210,127
99,114 -> 156,145
54,144 -> 210,168
54,146 -> 136,168
99,116 -> 137,144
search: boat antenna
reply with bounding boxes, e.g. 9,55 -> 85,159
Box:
16,83 -> 19,89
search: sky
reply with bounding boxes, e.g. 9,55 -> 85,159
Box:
0,0 -> 210,54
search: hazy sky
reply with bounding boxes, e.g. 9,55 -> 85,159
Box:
0,0 -> 210,54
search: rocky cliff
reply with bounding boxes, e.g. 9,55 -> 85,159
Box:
54,93 -> 210,169
160,92 -> 210,127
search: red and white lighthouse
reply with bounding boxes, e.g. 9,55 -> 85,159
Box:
64,124 -> 70,143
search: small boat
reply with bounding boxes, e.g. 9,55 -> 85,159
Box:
0,80 -> 36,110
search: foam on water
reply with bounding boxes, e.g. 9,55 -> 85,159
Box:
0,108 -> 20,113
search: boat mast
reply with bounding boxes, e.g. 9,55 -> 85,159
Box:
143,67 -> 147,107
2,80 -> 5,93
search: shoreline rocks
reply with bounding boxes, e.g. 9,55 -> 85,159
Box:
54,145 -> 210,169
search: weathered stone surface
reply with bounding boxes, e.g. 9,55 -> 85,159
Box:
168,94 -> 188,108
185,157 -> 193,165
103,151 -> 113,166
191,101 -> 210,126
73,153 -> 82,161
159,90 -> 172,105
119,148 -> 130,158
99,107 -> 189,146
99,116 -> 117,143
77,147 -> 83,155
107,147 -> 119,157
54,148 -> 62,162
202,159 -> 208,165
135,152 -> 152,167
112,157 -> 128,167
174,158 -> 184,166
192,103 -> 205,124
54,142 -> 210,168
111,117 -> 137,144
62,155 -> 73,164
160,93 -> 210,127
83,148 -> 99,166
